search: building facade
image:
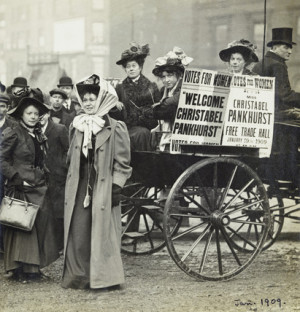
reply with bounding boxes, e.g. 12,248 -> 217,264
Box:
2,0 -> 300,91
1,0 -> 110,92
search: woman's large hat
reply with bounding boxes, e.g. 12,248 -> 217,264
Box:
267,27 -> 296,47
219,39 -> 258,62
8,97 -> 49,118
152,47 -> 193,77
11,77 -> 29,88
116,42 -> 150,65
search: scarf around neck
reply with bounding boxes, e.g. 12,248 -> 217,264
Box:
73,74 -> 118,157
20,119 -> 48,155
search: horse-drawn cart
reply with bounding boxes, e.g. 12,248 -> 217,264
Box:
120,68 -> 300,281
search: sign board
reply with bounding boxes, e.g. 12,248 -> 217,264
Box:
170,68 -> 275,157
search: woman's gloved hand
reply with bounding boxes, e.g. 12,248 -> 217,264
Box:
112,184 -> 122,207
10,173 -> 24,191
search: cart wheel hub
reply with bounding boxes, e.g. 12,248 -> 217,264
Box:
210,210 -> 230,227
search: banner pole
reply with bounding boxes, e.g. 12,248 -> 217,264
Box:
262,0 -> 267,74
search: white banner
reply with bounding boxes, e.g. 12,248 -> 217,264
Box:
170,68 -> 275,157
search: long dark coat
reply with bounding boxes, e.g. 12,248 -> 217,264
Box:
252,51 -> 300,119
63,116 -> 132,288
0,123 -> 59,271
115,74 -> 161,130
44,120 -> 69,218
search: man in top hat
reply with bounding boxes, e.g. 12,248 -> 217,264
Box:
253,28 -> 300,196
49,88 -> 74,129
57,76 -> 77,115
253,28 -> 300,119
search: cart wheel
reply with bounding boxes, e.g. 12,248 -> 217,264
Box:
164,157 -> 270,281
262,194 -> 284,250
121,183 -> 181,255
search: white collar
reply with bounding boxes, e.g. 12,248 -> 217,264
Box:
131,75 -> 140,83
42,120 -> 48,133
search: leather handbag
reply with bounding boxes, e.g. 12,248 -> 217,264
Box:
0,195 -> 40,231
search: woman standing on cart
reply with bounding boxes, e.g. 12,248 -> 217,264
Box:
115,42 -> 161,151
62,74 -> 132,289
219,39 -> 258,75
0,97 -> 59,282
151,47 -> 193,151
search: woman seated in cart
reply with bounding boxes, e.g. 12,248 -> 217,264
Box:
115,42 -> 161,151
151,47 -> 193,151
219,39 -> 258,75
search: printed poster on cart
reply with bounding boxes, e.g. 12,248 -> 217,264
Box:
170,68 -> 275,157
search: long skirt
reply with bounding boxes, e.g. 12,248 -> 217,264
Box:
3,185 -> 59,273
62,158 -> 94,289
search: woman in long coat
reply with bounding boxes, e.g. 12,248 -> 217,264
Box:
62,74 -> 132,289
0,97 -> 59,281
115,42 -> 161,151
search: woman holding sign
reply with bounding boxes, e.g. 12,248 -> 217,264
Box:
219,39 -> 258,75
151,47 -> 193,151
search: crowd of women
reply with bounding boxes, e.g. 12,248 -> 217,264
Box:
0,39 -> 259,289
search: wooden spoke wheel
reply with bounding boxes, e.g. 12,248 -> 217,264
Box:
163,157 -> 271,281
262,194 -> 284,250
121,183 -> 181,255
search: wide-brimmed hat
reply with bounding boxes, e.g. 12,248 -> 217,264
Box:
8,97 -> 49,118
116,42 -> 150,66
0,94 -> 10,104
152,47 -> 193,77
267,27 -> 296,48
11,77 -> 29,88
49,88 -> 68,100
57,76 -> 73,87
219,39 -> 258,63
0,81 -> 6,92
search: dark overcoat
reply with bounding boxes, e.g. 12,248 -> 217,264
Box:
0,123 -> 59,270
115,74 -> 161,130
44,119 -> 69,218
252,51 -> 300,119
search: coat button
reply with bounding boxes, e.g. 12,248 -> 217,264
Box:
101,177 -> 105,181
101,205 -> 105,210
99,148 -> 104,151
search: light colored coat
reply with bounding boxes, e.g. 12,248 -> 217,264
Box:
63,116 -> 132,288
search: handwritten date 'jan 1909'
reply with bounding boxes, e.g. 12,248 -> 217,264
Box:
234,298 -> 285,308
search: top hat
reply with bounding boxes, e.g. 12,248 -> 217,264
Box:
8,97 -> 49,118
116,42 -> 150,66
0,81 -> 6,93
57,76 -> 73,87
49,88 -> 68,100
219,39 -> 258,63
267,28 -> 296,47
0,94 -> 10,104
152,47 -> 193,77
11,77 -> 29,88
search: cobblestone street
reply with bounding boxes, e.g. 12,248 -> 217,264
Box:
0,230 -> 299,312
